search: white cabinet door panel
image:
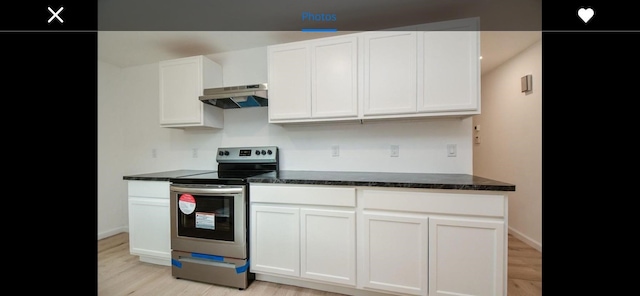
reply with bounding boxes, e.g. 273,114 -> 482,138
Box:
128,197 -> 171,266
429,217 -> 505,296
250,205 -> 300,277
312,36 -> 359,118
417,18 -> 480,113
301,208 -> 356,286
363,32 -> 417,116
268,43 -> 312,120
362,212 -> 428,295
159,58 -> 202,125
159,56 -> 223,128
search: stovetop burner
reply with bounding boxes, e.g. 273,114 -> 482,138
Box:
172,146 -> 279,184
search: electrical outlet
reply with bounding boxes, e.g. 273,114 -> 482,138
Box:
331,145 -> 340,157
152,149 -> 157,158
390,145 -> 399,157
447,144 -> 457,157
192,148 -> 198,158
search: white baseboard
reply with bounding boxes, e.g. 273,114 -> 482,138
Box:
97,226 -> 128,240
255,274 -> 393,296
508,227 -> 542,252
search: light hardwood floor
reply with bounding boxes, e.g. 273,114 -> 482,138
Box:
98,233 -> 541,295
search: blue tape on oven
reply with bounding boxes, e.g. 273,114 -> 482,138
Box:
236,259 -> 250,274
171,258 -> 182,268
191,252 -> 224,261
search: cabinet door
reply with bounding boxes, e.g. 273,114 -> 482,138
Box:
300,208 -> 356,286
159,56 -> 204,125
361,212 -> 428,295
417,18 -> 480,113
250,205 -> 300,277
311,36 -> 359,119
268,42 -> 312,121
159,56 -> 223,128
429,217 -> 505,296
128,197 -> 171,266
363,31 -> 417,116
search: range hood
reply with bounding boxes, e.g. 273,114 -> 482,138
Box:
199,83 -> 268,109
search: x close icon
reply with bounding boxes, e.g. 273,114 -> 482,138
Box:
48,6 -> 64,24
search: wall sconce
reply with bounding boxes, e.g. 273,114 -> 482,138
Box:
521,74 -> 533,92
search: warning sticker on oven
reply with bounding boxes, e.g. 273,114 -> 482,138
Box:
196,212 -> 216,230
178,194 -> 196,215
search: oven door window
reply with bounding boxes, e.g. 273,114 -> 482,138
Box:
177,194 -> 234,241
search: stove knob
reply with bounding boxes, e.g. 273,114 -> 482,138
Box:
255,150 -> 260,155
261,150 -> 266,155
267,150 -> 273,155
224,150 -> 229,156
218,151 -> 224,156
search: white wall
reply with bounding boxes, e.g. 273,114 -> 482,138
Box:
98,45 -> 474,238
207,47 -> 267,86
209,47 -> 473,173
221,108 -> 472,173
474,37 -> 542,251
98,61 -> 128,238
97,60 -> 224,239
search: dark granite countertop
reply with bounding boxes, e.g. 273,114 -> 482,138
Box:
123,169 -> 515,191
248,170 -> 515,191
122,170 -> 216,181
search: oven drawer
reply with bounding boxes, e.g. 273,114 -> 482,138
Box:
250,184 -> 355,207
171,250 -> 252,289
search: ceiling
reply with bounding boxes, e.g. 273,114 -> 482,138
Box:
98,0 -> 541,75
98,31 -> 540,75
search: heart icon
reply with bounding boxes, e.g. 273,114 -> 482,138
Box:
578,7 -> 595,23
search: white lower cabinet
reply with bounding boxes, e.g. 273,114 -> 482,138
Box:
250,205 -> 301,277
301,208 -> 356,286
127,181 -> 171,266
428,217 -> 505,296
250,184 -> 357,287
361,212 -> 428,295
250,184 -> 508,296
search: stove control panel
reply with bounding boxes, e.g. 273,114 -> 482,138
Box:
216,146 -> 278,163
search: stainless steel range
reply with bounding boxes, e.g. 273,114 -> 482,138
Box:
169,146 -> 278,289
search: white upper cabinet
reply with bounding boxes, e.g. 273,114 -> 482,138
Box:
159,55 -> 224,128
268,35 -> 358,122
417,17 -> 480,114
311,36 -> 359,119
362,31 -> 417,116
267,17 -> 480,124
268,42 -> 312,121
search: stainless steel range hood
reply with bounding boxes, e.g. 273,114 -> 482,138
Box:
199,83 -> 268,109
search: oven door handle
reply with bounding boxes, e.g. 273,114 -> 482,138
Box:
170,186 -> 244,195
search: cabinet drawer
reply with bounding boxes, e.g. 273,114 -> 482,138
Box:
251,184 -> 356,207
362,188 -> 505,217
128,181 -> 170,198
